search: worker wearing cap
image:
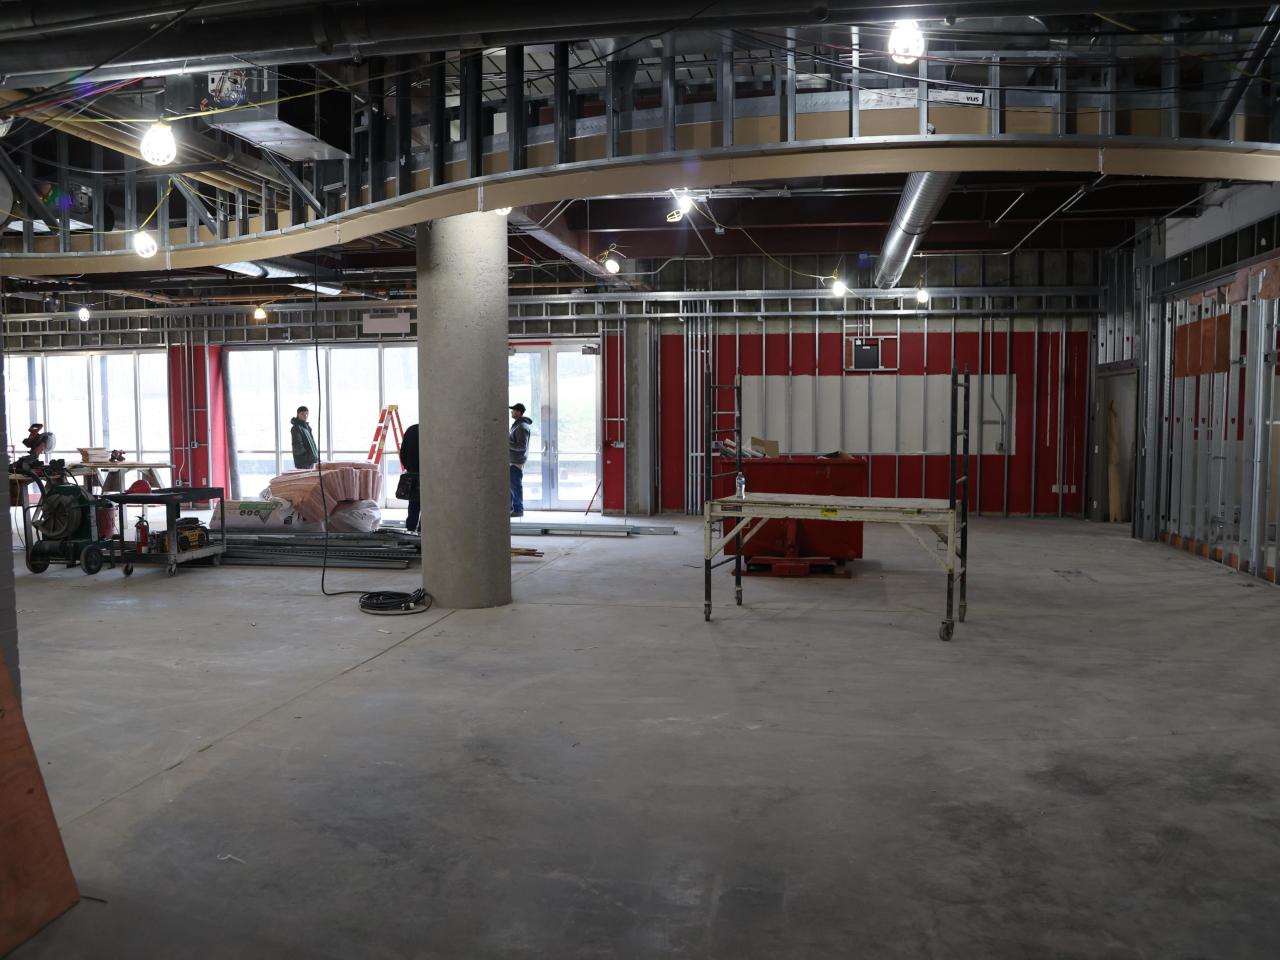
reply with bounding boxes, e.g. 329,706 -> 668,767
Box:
290,406 -> 319,469
509,403 -> 532,518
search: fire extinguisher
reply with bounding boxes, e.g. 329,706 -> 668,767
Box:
135,516 -> 150,554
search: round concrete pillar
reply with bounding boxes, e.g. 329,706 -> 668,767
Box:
417,212 -> 512,608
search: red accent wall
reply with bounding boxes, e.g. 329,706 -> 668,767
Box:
649,327 -> 1090,516
659,334 -> 686,511
168,345 -> 229,494
601,332 -> 625,512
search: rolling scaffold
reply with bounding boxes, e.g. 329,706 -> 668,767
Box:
702,368 -> 972,641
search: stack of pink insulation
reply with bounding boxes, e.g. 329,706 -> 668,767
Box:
268,461 -> 383,521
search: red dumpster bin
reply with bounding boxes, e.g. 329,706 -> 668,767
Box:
718,455 -> 869,576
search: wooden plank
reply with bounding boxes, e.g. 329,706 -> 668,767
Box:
714,493 -> 951,510
0,657 -> 78,955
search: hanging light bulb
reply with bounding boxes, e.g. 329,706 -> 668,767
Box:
604,256 -> 621,275
132,230 -> 157,258
253,305 -> 268,321
831,278 -> 848,297
916,286 -> 931,304
77,305 -> 90,322
140,122 -> 177,166
491,206 -> 512,216
888,20 -> 926,66
674,189 -> 693,215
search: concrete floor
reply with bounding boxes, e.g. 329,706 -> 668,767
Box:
8,517 -> 1280,959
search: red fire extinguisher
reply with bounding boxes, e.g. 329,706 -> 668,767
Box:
135,516 -> 150,554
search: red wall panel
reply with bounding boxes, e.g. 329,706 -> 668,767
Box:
659,334 -> 686,511
652,326 -> 1090,516
602,332 -> 625,512
897,331 -> 924,375
168,345 -> 229,495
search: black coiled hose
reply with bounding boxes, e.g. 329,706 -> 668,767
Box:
358,588 -> 432,616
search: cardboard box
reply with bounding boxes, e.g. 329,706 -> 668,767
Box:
750,436 -> 780,458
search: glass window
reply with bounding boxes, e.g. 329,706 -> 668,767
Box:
509,351 -> 544,505
383,347 -> 418,426
235,455 -> 278,500
91,354 -> 138,453
329,347 -> 380,452
137,352 -> 169,456
45,355 -> 90,460
226,350 -> 275,453
554,350 -> 599,504
4,356 -> 43,453
278,348 -> 327,459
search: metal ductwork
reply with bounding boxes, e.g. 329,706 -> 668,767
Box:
873,171 -> 957,290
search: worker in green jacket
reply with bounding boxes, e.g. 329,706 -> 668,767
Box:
290,406 -> 320,469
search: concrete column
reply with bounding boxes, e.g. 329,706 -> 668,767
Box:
417,213 -> 512,608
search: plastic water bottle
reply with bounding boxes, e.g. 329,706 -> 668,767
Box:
735,472 -> 747,499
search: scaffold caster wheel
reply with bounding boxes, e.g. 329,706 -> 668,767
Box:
704,603 -> 711,622
958,602 -> 967,623
123,564 -> 133,577
939,620 -> 954,642
166,562 -> 177,578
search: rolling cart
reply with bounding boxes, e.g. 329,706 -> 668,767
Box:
101,486 -> 226,577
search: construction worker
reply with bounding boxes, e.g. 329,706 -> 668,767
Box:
400,422 -> 420,533
509,403 -> 532,517
290,406 -> 319,469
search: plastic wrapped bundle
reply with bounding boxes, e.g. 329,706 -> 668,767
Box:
268,461 -> 382,522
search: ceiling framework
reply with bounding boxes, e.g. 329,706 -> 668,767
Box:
0,3 -> 1275,310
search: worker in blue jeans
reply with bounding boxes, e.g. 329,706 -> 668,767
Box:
509,403 -> 532,517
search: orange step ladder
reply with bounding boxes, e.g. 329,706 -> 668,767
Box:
366,405 -> 405,466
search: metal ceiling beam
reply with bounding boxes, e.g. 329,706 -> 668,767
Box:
0,1 -> 1249,83
0,91 -> 275,195
1206,4 -> 1280,140
509,209 -> 621,284
169,176 -> 219,235
262,152 -> 324,217
0,147 -> 60,232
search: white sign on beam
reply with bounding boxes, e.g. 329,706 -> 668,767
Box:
363,311 -> 412,334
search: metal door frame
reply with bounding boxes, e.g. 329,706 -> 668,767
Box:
509,339 -> 601,510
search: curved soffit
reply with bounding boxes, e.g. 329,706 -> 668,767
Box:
3,135 -> 1278,277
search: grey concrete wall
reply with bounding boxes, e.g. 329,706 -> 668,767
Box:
0,347 -> 19,697
417,214 -> 513,609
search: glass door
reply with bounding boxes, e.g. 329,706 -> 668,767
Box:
509,342 -> 599,510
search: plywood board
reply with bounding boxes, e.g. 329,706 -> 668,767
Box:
0,657 -> 78,954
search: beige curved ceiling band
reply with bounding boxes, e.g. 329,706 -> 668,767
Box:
4,137 -> 1279,278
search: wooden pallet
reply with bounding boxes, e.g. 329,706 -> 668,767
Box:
743,555 -> 852,578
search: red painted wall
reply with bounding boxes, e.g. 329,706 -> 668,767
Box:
168,345 -> 230,494
601,332 -> 625,512
643,328 -> 1090,516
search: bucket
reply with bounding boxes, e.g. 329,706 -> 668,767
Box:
96,504 -> 116,538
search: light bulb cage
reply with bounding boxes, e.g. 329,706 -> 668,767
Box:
132,230 -> 158,258
888,20 -> 926,66
140,122 -> 177,166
